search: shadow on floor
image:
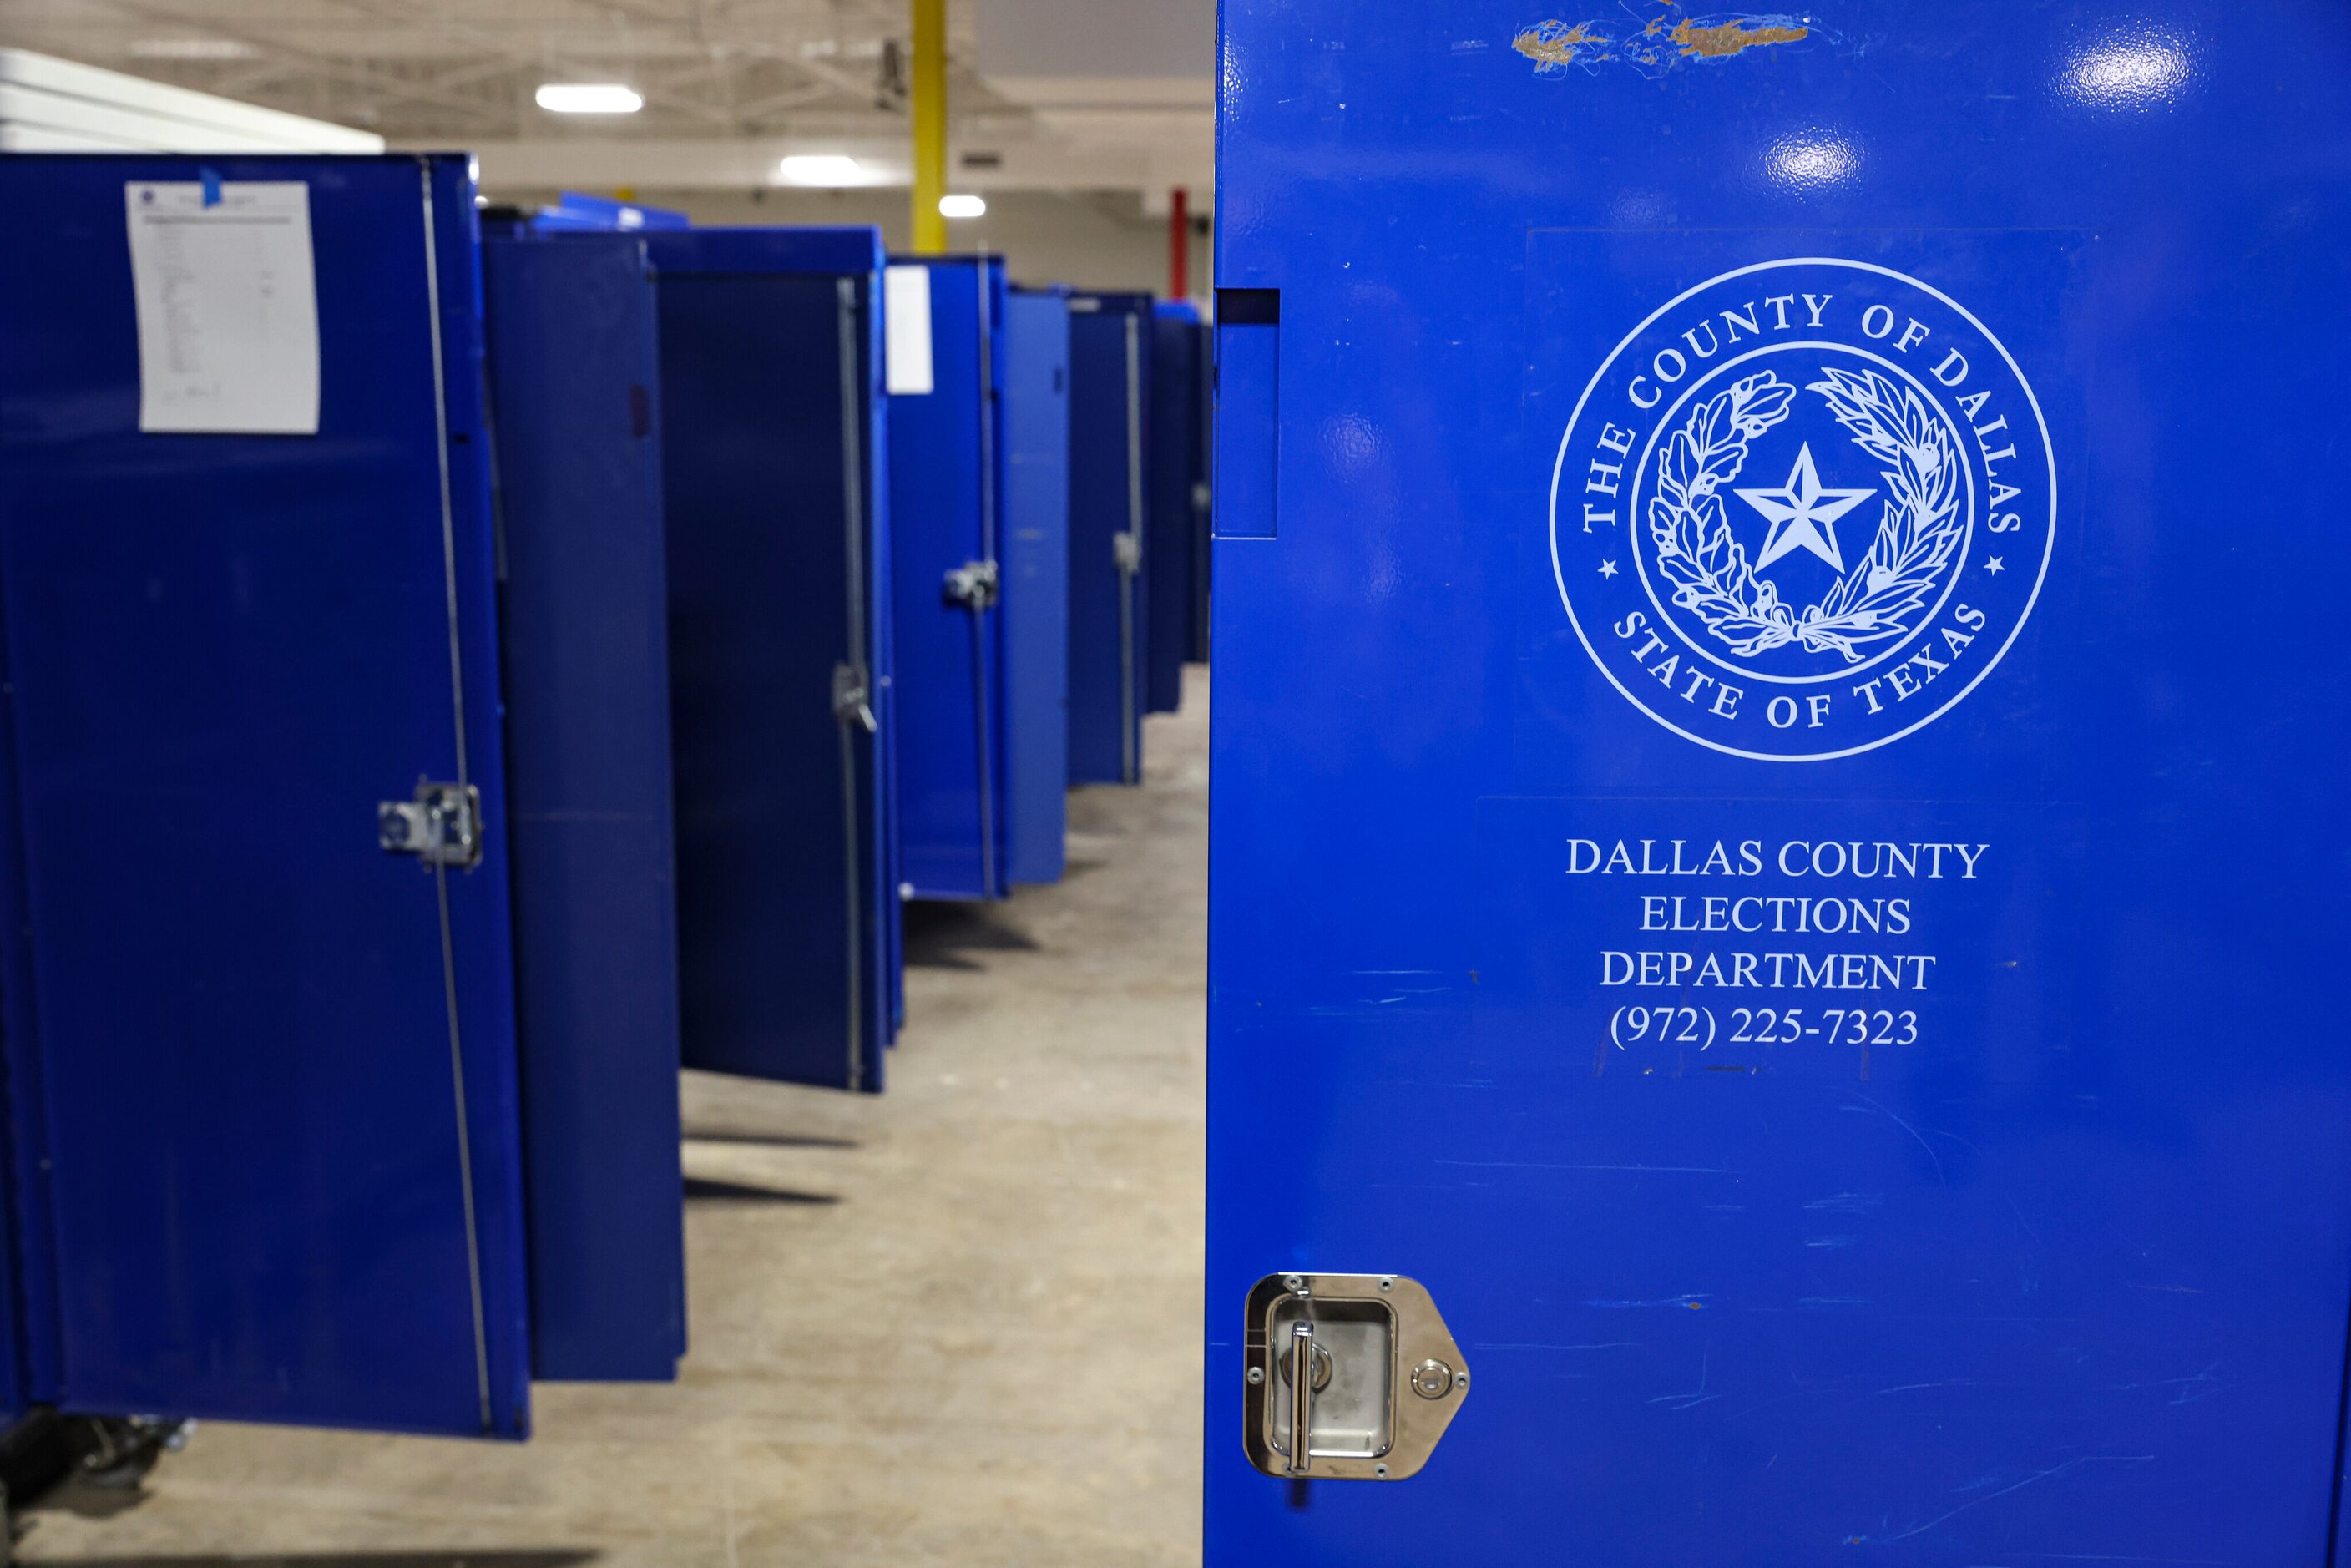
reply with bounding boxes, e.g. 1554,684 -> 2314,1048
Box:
902,898 -> 1040,972
678,1129 -> 860,1151
680,1176 -> 839,1206
20,1479 -> 144,1523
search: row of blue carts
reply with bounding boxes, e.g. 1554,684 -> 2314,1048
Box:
0,154 -> 1211,1455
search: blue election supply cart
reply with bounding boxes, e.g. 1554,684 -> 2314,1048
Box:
1065,291 -> 1152,785
0,154 -> 533,1437
886,255 -> 1011,901
1003,288 -> 1073,885
645,227 -> 898,1092
481,228 -> 687,1383
525,191 -> 690,233
1207,2 -> 2351,1562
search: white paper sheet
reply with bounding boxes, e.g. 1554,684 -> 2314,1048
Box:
884,263 -> 935,396
124,180 -> 320,434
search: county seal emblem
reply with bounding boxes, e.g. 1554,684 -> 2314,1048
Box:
1549,258 -> 2055,761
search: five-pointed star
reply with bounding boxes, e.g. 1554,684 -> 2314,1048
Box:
1598,559 -> 1620,578
1983,556 -> 2006,575
1734,443 -> 1876,572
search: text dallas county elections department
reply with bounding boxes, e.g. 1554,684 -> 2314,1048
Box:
1572,837 -> 1991,994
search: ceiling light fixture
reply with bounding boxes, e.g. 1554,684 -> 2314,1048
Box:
938,194 -> 987,220
779,154 -> 863,185
534,83 -> 644,114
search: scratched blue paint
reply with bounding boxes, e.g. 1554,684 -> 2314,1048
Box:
1513,6 -> 1832,78
1210,2 -> 2351,1561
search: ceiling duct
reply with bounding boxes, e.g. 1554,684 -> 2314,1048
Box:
0,48 -> 383,154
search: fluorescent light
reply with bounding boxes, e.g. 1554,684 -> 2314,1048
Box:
938,193 -> 987,220
535,83 -> 643,114
779,154 -> 862,185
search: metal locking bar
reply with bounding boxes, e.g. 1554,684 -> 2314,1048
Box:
944,556 -> 1004,892
1287,1319 -> 1317,1476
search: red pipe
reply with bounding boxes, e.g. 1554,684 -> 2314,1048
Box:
1169,186 -> 1190,301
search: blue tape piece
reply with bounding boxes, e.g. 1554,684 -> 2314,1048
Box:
199,168 -> 221,207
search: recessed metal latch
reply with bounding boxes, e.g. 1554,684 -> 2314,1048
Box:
943,559 -> 1000,609
1243,1272 -> 1470,1481
377,781 -> 482,869
1112,529 -> 1142,576
832,663 -> 878,733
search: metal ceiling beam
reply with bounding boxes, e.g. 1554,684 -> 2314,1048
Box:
0,0 -> 1202,200
318,0 -> 613,89
78,0 -> 518,126
729,81 -> 838,120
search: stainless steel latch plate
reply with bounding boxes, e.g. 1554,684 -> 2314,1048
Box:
1243,1272 -> 1469,1481
377,781 -> 482,869
943,559 -> 1000,609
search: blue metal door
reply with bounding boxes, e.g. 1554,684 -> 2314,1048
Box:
887,257 -> 1010,900
1067,295 -> 1150,785
482,230 -> 686,1381
1003,289 -> 1071,885
1146,302 -> 1199,715
645,230 -> 893,1091
0,1107 -> 24,1425
0,154 -> 532,1437
1209,3 -> 2351,1561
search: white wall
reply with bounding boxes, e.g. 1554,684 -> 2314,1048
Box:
496,185 -> 1211,301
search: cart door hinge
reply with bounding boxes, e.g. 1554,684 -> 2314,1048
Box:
377,781 -> 483,869
943,559 -> 1000,609
832,663 -> 879,732
1243,1272 -> 1470,1482
1113,530 -> 1142,576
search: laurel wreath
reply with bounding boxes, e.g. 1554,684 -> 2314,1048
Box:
1647,367 -> 1964,663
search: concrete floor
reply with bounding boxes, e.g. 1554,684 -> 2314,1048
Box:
19,670 -> 1209,1566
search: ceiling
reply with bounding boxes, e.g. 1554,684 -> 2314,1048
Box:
0,0 -> 1214,197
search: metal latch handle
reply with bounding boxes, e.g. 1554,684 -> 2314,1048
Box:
832,663 -> 878,733
1287,1320 -> 1316,1476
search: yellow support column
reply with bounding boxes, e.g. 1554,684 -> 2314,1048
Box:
911,0 -> 948,255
